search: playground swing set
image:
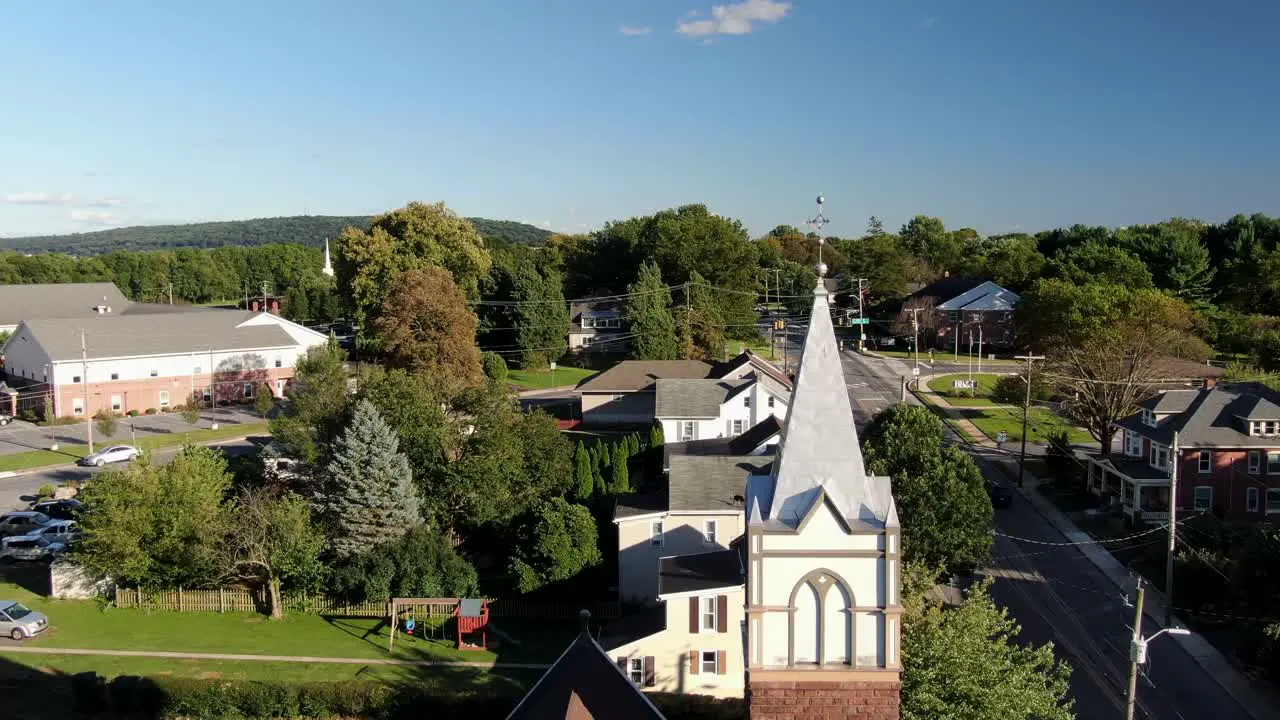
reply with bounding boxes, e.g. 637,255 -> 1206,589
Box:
388,597 -> 492,652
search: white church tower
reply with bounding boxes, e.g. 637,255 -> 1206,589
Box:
743,265 -> 902,717
322,238 -> 334,277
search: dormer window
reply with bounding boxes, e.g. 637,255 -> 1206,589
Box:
1141,409 -> 1156,427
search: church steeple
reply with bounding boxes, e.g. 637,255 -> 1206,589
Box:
322,238 -> 334,277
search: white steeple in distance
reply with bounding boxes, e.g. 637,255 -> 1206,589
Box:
322,238 -> 334,277
751,277 -> 898,530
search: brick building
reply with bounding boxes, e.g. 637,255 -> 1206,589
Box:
1087,383 -> 1280,522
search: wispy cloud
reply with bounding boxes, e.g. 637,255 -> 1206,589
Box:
1,192 -> 127,208
69,210 -> 125,226
921,17 -> 938,29
619,25 -> 652,36
2,192 -> 77,205
677,0 -> 791,38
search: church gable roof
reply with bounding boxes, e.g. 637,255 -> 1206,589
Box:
756,279 -> 897,530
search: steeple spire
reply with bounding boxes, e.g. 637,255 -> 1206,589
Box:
322,238 -> 334,277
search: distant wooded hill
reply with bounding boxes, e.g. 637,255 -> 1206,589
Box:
0,215 -> 553,255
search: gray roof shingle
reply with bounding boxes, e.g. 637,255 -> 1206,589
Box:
15,310 -> 300,361
669,455 -> 772,512
577,360 -> 715,393
654,378 -> 752,419
1120,387 -> 1280,447
0,282 -> 130,328
658,549 -> 743,595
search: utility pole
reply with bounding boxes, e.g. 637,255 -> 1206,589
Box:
900,375 -> 906,403
1165,431 -> 1180,626
1125,579 -> 1146,720
1014,354 -> 1045,487
977,323 -> 984,374
910,308 -> 921,384
81,331 -> 93,455
852,277 -> 868,352
167,282 -> 173,305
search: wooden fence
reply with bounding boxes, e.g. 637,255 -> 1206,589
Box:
112,587 -> 619,620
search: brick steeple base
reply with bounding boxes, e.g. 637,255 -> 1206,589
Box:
748,679 -> 901,720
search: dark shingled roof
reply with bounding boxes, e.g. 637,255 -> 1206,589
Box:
1118,386 -> 1280,447
669,455 -> 772,512
654,378 -> 752,419
728,414 -> 783,454
577,360 -> 715,393
506,620 -> 666,720
599,606 -> 667,651
904,275 -> 983,305
659,550 -> 743,596
614,489 -> 669,521
661,416 -> 783,469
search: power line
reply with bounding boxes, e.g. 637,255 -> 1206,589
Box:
993,521 -> 1179,547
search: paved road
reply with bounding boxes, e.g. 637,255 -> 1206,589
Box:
841,350 -> 1254,720
0,407 -> 264,457
0,439 -> 264,512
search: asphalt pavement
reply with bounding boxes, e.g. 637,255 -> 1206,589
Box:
0,439 -> 264,512
0,407 -> 264,457
841,350 -> 1258,720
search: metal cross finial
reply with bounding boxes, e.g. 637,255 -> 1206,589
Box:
806,194 -> 830,277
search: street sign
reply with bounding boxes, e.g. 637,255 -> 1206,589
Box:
549,362 -> 557,370
912,367 -> 920,376
850,318 -> 870,325
953,379 -> 976,390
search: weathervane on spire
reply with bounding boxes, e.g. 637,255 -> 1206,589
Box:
805,194 -> 830,277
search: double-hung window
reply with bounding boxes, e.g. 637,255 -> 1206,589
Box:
1198,450 -> 1212,474
1193,487 -> 1212,512
1249,451 -> 1262,474
650,521 -> 663,547
728,419 -> 744,436
703,520 -> 718,546
701,597 -> 717,632
628,657 -> 644,685
700,650 -> 718,674
1269,452 -> 1280,475
1268,489 -> 1280,514
1247,487 -> 1259,512
680,421 -> 695,441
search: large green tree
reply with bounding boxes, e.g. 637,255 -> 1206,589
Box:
509,262 -> 569,369
75,447 -> 231,588
625,261 -> 679,360
1045,241 -> 1154,288
862,405 -> 993,571
270,338 -> 351,467
901,573 -> 1073,720
507,498 -> 602,593
329,525 -> 480,602
335,202 -> 492,331
1017,279 -> 1210,451
220,489 -> 327,619
322,399 -> 421,558
978,235 -> 1046,290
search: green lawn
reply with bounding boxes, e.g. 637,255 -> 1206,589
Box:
878,349 -> 1017,366
926,373 -> 1005,407
0,422 -> 271,473
960,405 -> 1094,445
507,366 -> 596,390
0,581 -> 572,673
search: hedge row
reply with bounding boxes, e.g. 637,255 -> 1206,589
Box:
58,673 -> 747,719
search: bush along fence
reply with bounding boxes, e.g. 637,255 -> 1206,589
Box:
112,587 -> 620,620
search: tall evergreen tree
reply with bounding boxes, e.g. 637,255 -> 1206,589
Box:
512,262 -> 570,369
675,271 -> 725,360
574,441 -> 594,501
625,261 -> 679,360
322,399 -> 421,558
609,442 -> 630,494
649,423 -> 665,449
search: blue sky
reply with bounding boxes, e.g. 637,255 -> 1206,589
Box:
2,0 -> 1278,239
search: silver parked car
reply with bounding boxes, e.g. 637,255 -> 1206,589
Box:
24,520 -> 81,544
0,511 -> 52,538
78,444 -> 141,467
0,601 -> 48,640
0,536 -> 66,563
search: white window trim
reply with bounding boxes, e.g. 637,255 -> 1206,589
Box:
158,391 -> 170,407
680,421 -> 695,442
700,649 -> 719,674
1248,451 -> 1261,474
650,520 -> 664,547
703,519 -> 718,546
1192,486 -> 1212,512
243,382 -> 254,399
628,657 -> 644,685
72,398 -> 85,416
1246,486 -> 1259,512
1269,452 -> 1280,476
700,596 -> 717,633
1198,450 -> 1211,474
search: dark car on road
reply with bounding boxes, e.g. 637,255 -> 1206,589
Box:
31,499 -> 83,521
988,479 -> 1014,508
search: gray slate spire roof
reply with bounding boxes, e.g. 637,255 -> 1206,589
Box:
750,279 -> 897,530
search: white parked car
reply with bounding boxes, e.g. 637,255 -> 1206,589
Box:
0,601 -> 48,640
0,511 -> 53,538
0,536 -> 66,563
78,444 -> 142,467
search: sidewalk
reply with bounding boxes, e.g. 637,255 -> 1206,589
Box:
986,454 -> 1280,720
0,645 -> 550,669
0,407 -> 264,457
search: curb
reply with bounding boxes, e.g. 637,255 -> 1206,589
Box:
0,435 -> 263,480
992,458 -> 1280,720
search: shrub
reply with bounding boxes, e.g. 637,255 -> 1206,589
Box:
126,409 -> 140,417
36,484 -> 56,500
992,374 -> 1052,405
144,408 -> 157,415
482,351 -> 508,384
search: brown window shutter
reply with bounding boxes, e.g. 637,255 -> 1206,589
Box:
717,650 -> 727,675
717,594 -> 728,633
689,596 -> 699,633
689,650 -> 699,675
643,655 -> 655,687
616,657 -> 627,672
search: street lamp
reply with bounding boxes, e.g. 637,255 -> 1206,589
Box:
1124,578 -> 1192,720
